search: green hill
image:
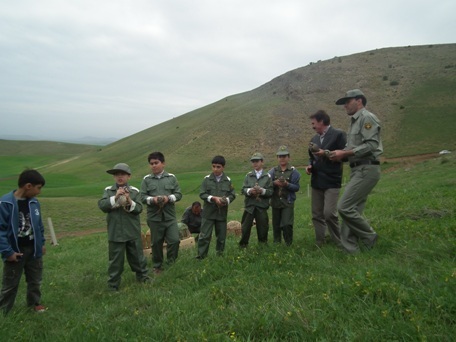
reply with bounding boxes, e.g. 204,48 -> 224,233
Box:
6,44 -> 456,179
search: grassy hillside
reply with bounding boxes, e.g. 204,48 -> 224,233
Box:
0,152 -> 454,341
2,44 -> 456,181
0,140 -> 99,181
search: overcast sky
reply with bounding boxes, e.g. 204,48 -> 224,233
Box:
1,0 -> 454,142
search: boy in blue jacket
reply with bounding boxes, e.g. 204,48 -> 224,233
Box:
0,169 -> 47,314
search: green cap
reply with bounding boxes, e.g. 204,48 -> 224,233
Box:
250,152 -> 264,161
335,89 -> 365,105
276,145 -> 290,156
106,163 -> 131,175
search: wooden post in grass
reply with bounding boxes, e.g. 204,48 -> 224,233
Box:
47,217 -> 59,246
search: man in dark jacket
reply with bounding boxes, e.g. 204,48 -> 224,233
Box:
306,110 -> 346,247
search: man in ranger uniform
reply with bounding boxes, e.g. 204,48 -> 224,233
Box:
330,89 -> 383,253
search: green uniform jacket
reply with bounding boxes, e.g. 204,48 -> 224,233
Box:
241,171 -> 273,214
268,164 -> 301,208
199,173 -> 236,221
140,172 -> 182,222
346,108 -> 383,162
98,185 -> 143,242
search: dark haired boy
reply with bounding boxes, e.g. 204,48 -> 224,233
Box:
196,155 -> 236,259
98,163 -> 150,291
140,152 -> 182,274
0,169 -> 47,314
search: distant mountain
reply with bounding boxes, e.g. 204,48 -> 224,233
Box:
0,135 -> 117,146
12,43 -> 456,177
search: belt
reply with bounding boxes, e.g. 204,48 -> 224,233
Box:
350,160 -> 380,168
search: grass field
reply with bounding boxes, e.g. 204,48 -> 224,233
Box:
0,152 -> 455,341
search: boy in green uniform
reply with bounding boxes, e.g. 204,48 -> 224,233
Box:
268,146 -> 301,246
140,152 -> 182,274
196,155 -> 236,259
239,152 -> 273,247
0,169 -> 47,314
98,163 -> 149,291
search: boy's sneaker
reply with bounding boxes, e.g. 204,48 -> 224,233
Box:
34,304 -> 47,313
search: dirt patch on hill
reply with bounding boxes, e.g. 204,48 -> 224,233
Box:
382,153 -> 441,173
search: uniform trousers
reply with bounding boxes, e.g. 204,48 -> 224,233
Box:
197,218 -> 227,258
148,219 -> 180,269
239,207 -> 269,246
338,164 -> 380,253
108,239 -> 148,289
272,206 -> 294,246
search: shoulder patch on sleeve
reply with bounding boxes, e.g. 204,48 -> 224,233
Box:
364,122 -> 372,130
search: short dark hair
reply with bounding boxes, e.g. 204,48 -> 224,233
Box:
211,155 -> 226,166
18,169 -> 46,187
310,110 -> 330,125
355,95 -> 367,106
148,152 -> 165,163
191,201 -> 201,208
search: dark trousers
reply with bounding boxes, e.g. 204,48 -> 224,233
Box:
148,219 -> 180,269
0,245 -> 43,314
272,206 -> 295,245
197,218 -> 227,258
239,207 -> 269,246
108,238 -> 149,289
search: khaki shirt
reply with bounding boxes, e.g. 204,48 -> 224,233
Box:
345,108 -> 383,162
